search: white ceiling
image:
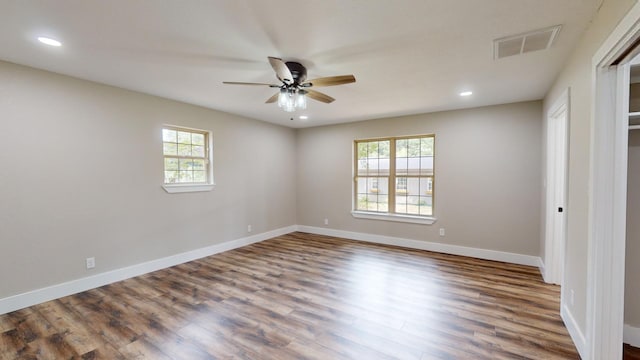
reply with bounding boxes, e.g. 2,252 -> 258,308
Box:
0,0 -> 601,128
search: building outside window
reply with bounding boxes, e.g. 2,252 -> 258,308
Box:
396,177 -> 408,194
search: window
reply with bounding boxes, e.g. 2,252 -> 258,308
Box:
354,135 -> 435,223
162,126 -> 214,193
396,177 -> 408,194
370,178 -> 380,193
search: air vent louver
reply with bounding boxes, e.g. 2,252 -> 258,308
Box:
494,25 -> 562,60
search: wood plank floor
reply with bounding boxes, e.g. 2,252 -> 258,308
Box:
626,343 -> 640,360
0,232 -> 583,359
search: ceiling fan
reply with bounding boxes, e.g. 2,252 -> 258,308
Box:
223,57 -> 356,112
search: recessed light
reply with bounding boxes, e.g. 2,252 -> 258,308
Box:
37,37 -> 62,47
460,91 -> 473,97
299,115 -> 308,120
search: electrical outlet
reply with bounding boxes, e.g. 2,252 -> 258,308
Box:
570,289 -> 575,305
86,257 -> 95,269
439,228 -> 445,236
247,225 -> 252,233
324,218 -> 329,225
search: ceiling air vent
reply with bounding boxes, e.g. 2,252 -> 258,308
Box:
494,25 -> 562,60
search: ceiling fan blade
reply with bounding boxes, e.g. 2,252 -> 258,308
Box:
268,57 -> 294,85
304,75 -> 355,87
306,89 -> 335,103
265,92 -> 279,103
223,81 -> 280,87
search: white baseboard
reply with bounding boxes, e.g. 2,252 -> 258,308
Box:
561,303 -> 587,358
297,225 -> 541,267
625,324 -> 640,347
0,225 -> 296,315
538,257 -> 548,282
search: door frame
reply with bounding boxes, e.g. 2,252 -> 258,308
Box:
587,2 -> 640,358
544,89 -> 569,286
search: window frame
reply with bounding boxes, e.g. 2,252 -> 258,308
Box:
352,134 -> 436,225
161,125 -> 215,194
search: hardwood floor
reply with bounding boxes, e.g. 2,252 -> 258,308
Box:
625,344 -> 640,360
0,232 -> 581,359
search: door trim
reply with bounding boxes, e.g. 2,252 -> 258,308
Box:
544,88 -> 569,286
587,2 -> 640,358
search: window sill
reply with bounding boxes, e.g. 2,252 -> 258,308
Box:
351,211 -> 436,225
162,183 -> 215,193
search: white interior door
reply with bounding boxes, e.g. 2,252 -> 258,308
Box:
545,91 -> 569,285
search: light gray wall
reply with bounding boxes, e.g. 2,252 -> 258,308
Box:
0,60 -> 297,299
296,101 -> 542,256
626,131 -> 640,327
542,0 -> 636,335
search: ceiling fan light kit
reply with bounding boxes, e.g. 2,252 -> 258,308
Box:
278,88 -> 307,112
223,57 -> 356,115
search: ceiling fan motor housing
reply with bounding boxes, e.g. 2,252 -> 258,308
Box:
285,62 -> 307,85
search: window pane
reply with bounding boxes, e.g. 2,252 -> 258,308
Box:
420,196 -> 433,216
379,158 -> 390,175
365,194 -> 387,212
407,157 -> 421,174
395,197 -> 407,213
179,171 -> 193,182
420,177 -> 433,195
164,171 -> 178,183
357,194 -> 369,211
396,177 -> 408,193
378,195 -> 388,212
407,178 -> 420,196
421,137 -> 434,155
408,138 -> 421,157
406,196 -> 420,215
192,159 -> 205,171
164,158 -> 179,171
368,158 -> 379,173
193,171 -> 206,182
396,139 -> 408,157
396,157 -> 408,175
178,144 -> 192,156
377,178 -> 388,195
367,195 -> 379,211
357,177 -> 368,194
192,133 -> 205,146
163,129 -> 177,143
177,131 -> 191,144
368,178 -> 379,193
379,141 -> 390,158
356,177 -> 388,212
192,145 -> 205,158
179,159 -> 193,170
163,143 -> 177,156
357,140 -> 391,176
357,160 -> 367,175
367,141 -> 379,159
357,142 -> 371,175
357,143 -> 368,161
420,156 -> 434,175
